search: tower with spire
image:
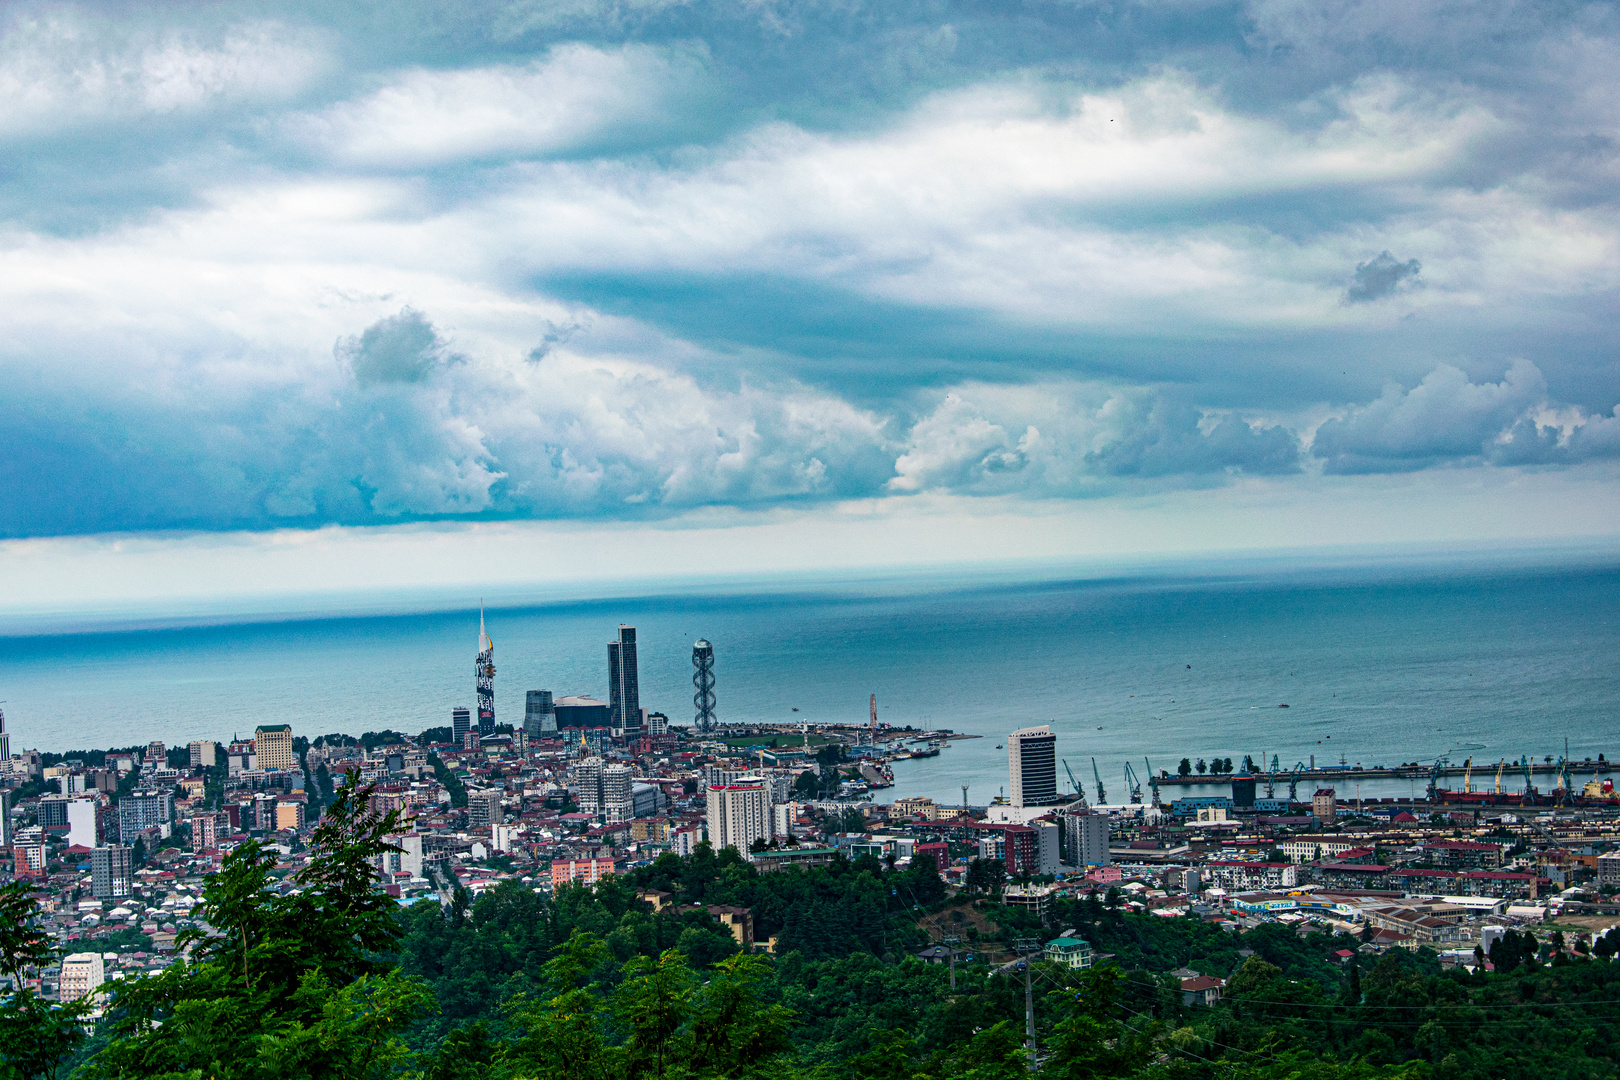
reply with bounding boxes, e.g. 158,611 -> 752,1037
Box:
476,604 -> 496,737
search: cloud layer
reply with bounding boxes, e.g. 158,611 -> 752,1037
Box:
0,0 -> 1617,539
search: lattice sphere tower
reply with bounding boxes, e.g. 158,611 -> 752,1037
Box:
692,639 -> 717,733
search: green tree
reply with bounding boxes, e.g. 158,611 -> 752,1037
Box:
611,948 -> 694,1080
80,773 -> 426,1080
0,881 -> 87,1079
1177,759 -> 1191,777
683,953 -> 794,1078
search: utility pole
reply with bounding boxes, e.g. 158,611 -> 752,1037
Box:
944,935 -> 960,990
1014,938 -> 1040,1069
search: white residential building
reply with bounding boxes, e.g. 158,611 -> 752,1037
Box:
66,798 -> 99,849
59,952 -> 105,1004
706,777 -> 773,857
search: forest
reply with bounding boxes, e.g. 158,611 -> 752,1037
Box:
4,781 -> 1619,1080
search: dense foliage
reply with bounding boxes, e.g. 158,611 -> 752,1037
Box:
3,799 -> 1619,1079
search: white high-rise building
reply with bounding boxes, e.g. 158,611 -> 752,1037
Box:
600,763 -> 634,823
66,798 -> 99,849
1008,725 -> 1058,808
570,757 -> 603,816
706,777 -> 773,858
59,952 -> 105,1004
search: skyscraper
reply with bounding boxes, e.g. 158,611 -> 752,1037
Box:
0,704 -> 10,762
452,706 -> 471,746
525,690 -> 557,737
608,625 -> 641,736
1008,724 -> 1058,807
476,606 -> 496,736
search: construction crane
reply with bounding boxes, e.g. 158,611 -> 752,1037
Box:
1144,757 -> 1160,807
1062,759 -> 1086,801
1123,762 -> 1142,804
1091,758 -> 1107,805
1288,762 -> 1306,803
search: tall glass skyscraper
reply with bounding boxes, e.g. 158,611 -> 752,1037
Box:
608,625 -> 642,735
525,690 -> 557,736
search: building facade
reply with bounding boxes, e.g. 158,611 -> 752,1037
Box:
469,788 -> 504,828
254,725 -> 297,772
1064,809 -> 1111,867
1008,725 -> 1058,807
525,690 -> 558,737
90,844 -> 132,899
59,953 -> 105,1004
706,778 -> 773,857
608,625 -> 642,736
551,856 -> 617,888
600,764 -> 634,823
1004,824 -> 1040,876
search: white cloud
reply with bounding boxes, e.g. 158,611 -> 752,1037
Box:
0,17 -> 326,137
294,43 -> 709,167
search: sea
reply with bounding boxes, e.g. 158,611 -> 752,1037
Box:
1,550 -> 1617,806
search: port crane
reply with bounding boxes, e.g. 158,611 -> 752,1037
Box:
1144,757 -> 1161,806
1494,759 -> 1507,796
1062,759 -> 1086,801
1091,758 -> 1107,805
1288,762 -> 1307,803
1461,757 -> 1473,794
1123,762 -> 1143,804
1519,756 -> 1537,806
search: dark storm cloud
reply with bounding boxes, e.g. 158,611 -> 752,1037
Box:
338,309 -> 449,384
1345,251 -> 1421,303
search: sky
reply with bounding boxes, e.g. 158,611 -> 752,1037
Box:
2,0 -> 1619,607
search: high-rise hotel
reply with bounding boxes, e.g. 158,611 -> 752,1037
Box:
1007,724 -> 1059,807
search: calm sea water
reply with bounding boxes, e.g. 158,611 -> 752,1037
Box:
1,557 -> 1616,806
